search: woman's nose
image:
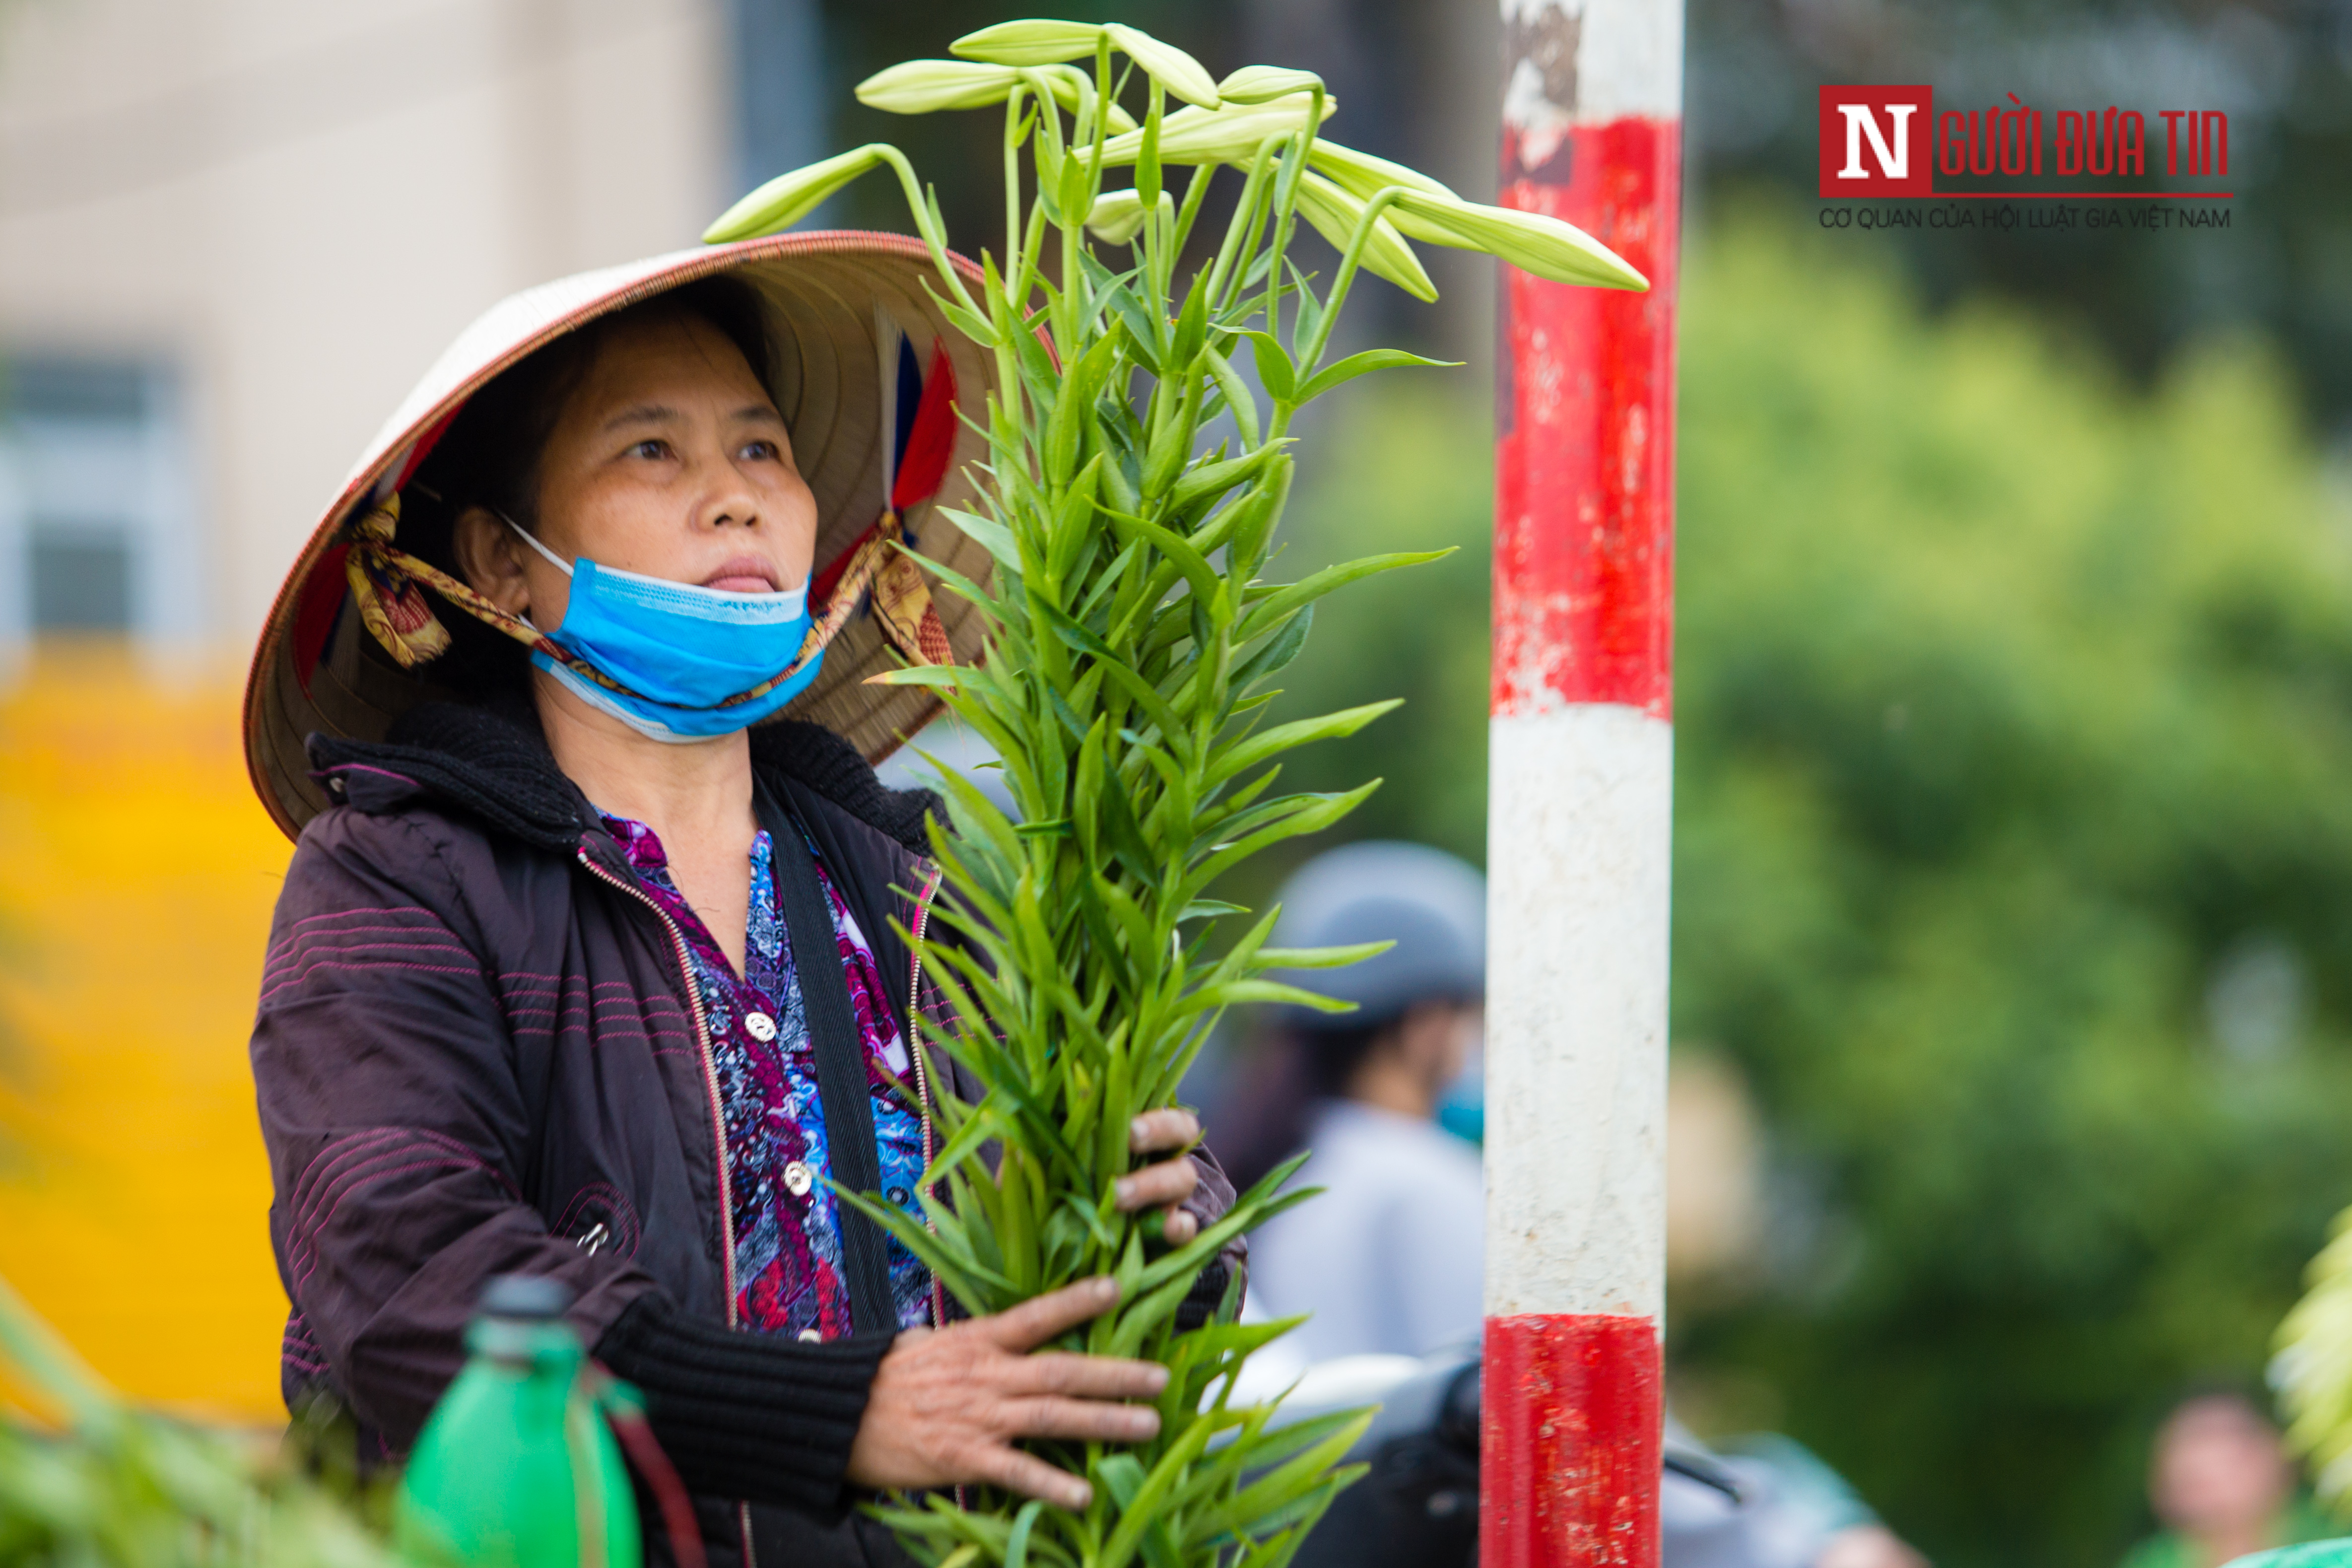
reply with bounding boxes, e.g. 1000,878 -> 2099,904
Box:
699,465 -> 764,530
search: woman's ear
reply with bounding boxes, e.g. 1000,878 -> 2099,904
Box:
452,506 -> 531,617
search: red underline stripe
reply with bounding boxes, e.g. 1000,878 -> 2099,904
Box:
1850,192 -> 2235,200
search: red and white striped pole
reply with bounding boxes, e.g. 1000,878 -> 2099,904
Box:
1484,0 -> 1682,1565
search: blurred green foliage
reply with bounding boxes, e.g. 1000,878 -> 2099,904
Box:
1246,386 -> 1494,874
1261,203 -> 2352,1568
0,1273 -> 400,1568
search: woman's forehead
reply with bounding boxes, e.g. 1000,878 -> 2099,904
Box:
561,311 -> 777,423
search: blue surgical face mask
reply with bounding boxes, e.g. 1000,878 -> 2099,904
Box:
506,518 -> 821,743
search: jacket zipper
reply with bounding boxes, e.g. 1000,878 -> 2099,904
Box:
579,845 -> 759,1568
905,863 -> 946,1329
576,848 -> 741,1328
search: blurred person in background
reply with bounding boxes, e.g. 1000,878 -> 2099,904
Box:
2120,1390 -> 2331,1568
1220,841 -> 1488,1362
1222,845 -> 1935,1568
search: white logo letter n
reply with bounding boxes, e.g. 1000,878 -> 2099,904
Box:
1838,103 -> 1914,179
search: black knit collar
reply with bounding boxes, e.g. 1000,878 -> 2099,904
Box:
304,696 -> 940,855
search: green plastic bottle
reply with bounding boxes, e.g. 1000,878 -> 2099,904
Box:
2228,1546 -> 2352,1568
396,1276 -> 643,1568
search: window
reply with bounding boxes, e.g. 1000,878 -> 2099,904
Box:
0,354 -> 201,663
729,0 -> 827,207
30,533 -> 133,630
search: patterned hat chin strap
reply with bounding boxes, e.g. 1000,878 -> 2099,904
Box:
338,492 -> 946,710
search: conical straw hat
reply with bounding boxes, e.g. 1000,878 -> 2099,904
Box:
243,231 -> 996,842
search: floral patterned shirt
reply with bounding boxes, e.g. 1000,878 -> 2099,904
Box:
600,811 -> 934,1338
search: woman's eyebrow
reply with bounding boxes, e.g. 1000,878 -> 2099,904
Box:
598,401 -> 785,434
600,403 -> 680,434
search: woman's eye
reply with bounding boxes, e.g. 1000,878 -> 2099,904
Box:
741,439 -> 783,462
629,439 -> 672,460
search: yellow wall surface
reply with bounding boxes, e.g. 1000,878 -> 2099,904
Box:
0,649 -> 292,1422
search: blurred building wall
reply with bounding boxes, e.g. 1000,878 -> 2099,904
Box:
0,0 -> 733,1420
0,0 -> 731,656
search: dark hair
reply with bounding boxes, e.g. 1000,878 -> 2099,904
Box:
396,275 -> 778,694
1213,1020 -> 1398,1196
2160,1380 -> 2279,1431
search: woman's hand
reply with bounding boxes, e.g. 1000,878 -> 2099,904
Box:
844,1116 -> 1206,1507
1117,1108 -> 1204,1245
846,1277 -> 1164,1508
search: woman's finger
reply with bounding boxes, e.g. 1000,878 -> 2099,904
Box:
973,1444 -> 1094,1511
1159,1205 -> 1199,1245
1129,1108 -> 1201,1154
1114,1157 -> 1201,1212
1001,1395 -> 1163,1445
981,1276 -> 1122,1350
1010,1350 -> 1170,1401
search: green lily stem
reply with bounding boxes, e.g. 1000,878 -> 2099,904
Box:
1170,163 -> 1213,262
1296,184 -> 1407,374
1259,131 -> 1311,341
1084,38 -> 1113,219
1017,196 -> 1050,322
1201,151 -> 1264,310
999,88 -> 1044,437
1136,81 -> 1167,313
1213,139 -> 1288,324
1004,85 -> 1030,286
873,143 -> 978,318
1257,89 -> 1323,328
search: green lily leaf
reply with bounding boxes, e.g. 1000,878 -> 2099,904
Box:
1254,940 -> 1396,970
1292,346 -> 1458,406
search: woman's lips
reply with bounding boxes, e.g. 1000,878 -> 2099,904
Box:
702,555 -> 782,593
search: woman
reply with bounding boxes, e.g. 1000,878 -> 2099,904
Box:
244,237 -> 1239,1567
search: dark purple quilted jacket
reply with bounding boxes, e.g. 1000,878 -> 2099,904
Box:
251,699 -> 1239,1568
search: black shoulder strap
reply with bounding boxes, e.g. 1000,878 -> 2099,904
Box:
754,780 -> 896,1340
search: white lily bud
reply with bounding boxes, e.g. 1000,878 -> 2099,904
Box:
1037,64 -> 1139,136
1306,139 -> 1457,203
950,19 -> 1104,66
1085,187 -> 1175,245
1387,189 -> 1648,291
1216,65 -> 1324,105
1104,23 -> 1220,108
856,60 -> 1021,115
1099,95 -> 1337,168
703,144 -> 887,243
1293,173 -> 1436,302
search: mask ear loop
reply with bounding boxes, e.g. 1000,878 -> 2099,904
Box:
503,515 -> 575,579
